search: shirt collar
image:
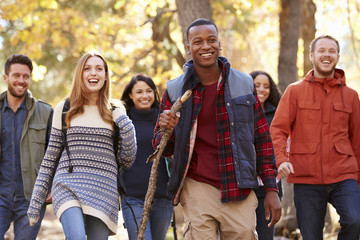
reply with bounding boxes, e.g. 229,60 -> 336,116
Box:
192,60 -> 225,89
2,95 -> 27,113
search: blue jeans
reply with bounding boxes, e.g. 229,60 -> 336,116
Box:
60,207 -> 109,240
0,195 -> 46,240
294,179 -> 360,240
121,196 -> 174,240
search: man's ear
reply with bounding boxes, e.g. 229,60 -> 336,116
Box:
309,52 -> 314,62
186,44 -> 191,55
336,54 -> 340,64
3,74 -> 8,84
219,41 -> 222,51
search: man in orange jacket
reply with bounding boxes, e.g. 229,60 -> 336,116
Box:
270,35 -> 360,239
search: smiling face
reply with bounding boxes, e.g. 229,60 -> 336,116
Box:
129,80 -> 155,111
82,56 -> 106,94
4,63 -> 31,100
310,38 -> 340,78
186,24 -> 221,70
254,74 -> 270,107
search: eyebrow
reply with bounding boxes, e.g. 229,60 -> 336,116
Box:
135,87 -> 152,91
85,64 -> 104,67
192,34 -> 217,40
12,72 -> 30,76
318,47 -> 337,51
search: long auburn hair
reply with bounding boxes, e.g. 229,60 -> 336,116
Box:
65,52 -> 112,127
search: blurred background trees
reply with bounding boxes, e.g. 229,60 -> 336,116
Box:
1,0 -> 358,106
1,0 -> 359,238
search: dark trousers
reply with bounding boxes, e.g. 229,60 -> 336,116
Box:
0,195 -> 46,240
294,179 -> 360,240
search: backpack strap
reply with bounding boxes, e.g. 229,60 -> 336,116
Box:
111,105 -> 120,158
62,98 -> 70,128
61,98 -> 72,172
113,123 -> 120,159
110,104 -> 126,195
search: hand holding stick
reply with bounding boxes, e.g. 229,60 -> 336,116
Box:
137,90 -> 192,240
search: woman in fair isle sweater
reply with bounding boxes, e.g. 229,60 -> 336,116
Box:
120,74 -> 173,240
27,52 -> 137,239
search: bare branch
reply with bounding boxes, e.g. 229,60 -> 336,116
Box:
346,0 -> 360,69
141,8 -> 177,26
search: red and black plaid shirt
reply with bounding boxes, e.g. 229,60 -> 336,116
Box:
154,64 -> 278,202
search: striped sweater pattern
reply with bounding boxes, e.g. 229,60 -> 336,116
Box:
27,102 -> 137,235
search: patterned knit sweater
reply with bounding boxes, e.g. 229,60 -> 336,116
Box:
27,100 -> 136,235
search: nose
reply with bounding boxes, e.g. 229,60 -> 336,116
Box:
257,85 -> 265,91
202,41 -> 211,49
141,92 -> 150,98
90,68 -> 96,75
18,75 -> 26,83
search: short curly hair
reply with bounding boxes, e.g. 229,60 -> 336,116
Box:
5,54 -> 33,75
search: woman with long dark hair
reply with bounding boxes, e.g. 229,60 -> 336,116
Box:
121,74 -> 173,240
250,70 -> 282,240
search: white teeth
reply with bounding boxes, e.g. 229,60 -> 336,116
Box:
201,53 -> 212,57
322,61 -> 330,64
89,79 -> 98,83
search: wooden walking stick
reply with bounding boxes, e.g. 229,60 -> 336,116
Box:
137,90 -> 192,240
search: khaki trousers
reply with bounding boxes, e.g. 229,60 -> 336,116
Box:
180,177 -> 258,240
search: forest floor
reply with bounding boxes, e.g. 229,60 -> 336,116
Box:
5,205 -> 129,240
5,205 -> 339,240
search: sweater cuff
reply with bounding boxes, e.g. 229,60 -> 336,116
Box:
112,107 -> 126,122
27,213 -> 40,226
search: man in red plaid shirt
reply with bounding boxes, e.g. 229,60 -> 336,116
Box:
153,18 -> 281,239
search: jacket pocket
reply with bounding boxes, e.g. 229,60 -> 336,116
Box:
333,141 -> 354,156
183,221 -> 191,240
298,102 -> 321,123
332,141 -> 356,175
233,94 -> 256,123
28,123 -> 47,144
290,142 -> 319,178
333,103 -> 351,129
28,123 -> 47,169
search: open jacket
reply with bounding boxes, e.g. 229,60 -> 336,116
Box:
0,90 -> 53,200
270,69 -> 360,186
154,57 -> 278,205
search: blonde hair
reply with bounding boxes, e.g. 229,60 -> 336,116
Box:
65,52 -> 113,128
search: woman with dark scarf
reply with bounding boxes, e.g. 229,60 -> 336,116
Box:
250,71 -> 283,240
121,74 -> 173,240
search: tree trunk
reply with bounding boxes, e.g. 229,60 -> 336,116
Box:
301,0 -> 316,77
275,0 -> 302,236
278,0 -> 302,92
175,0 -> 213,57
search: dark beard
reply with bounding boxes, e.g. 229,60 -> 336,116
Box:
314,64 -> 336,78
8,86 -> 26,99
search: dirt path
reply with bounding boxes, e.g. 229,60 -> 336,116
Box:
5,205 -> 129,240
